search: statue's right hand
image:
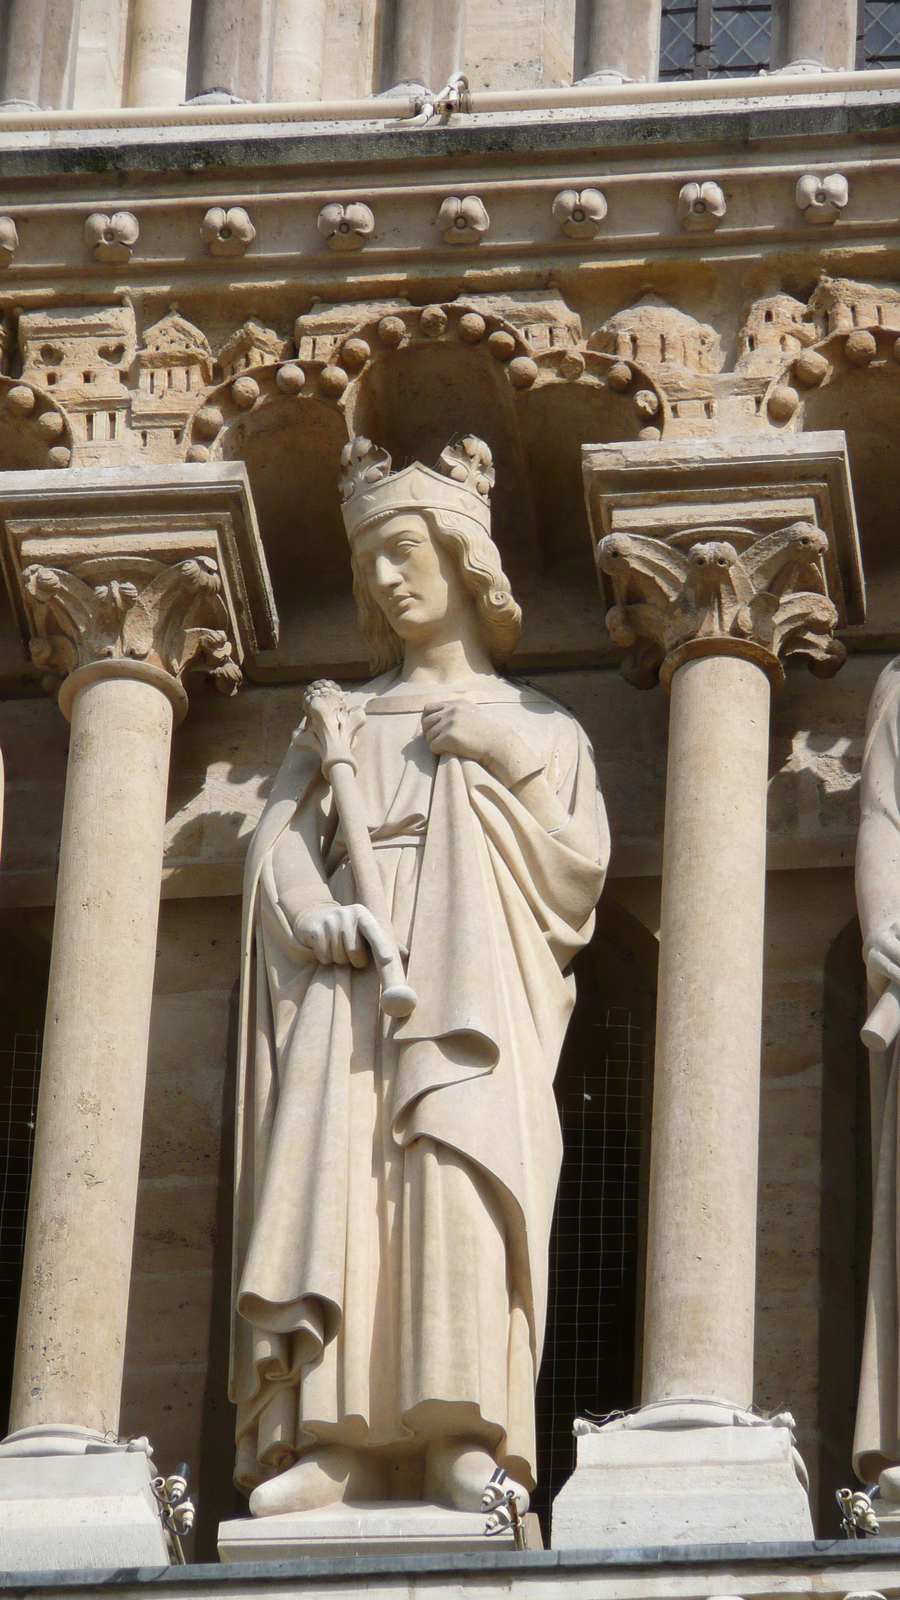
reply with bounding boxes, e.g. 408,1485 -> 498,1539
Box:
293,903 -> 373,968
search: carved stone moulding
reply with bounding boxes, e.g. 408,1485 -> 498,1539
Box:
583,432 -> 864,691
0,463 -> 278,706
184,292 -> 594,461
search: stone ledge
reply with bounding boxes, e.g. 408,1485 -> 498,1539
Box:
0,95 -> 899,181
5,1540 -> 900,1595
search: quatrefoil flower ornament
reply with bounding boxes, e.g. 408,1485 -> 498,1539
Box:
0,216 -> 18,267
436,195 -> 490,245
200,205 -> 256,258
796,173 -> 848,226
677,181 -> 726,232
552,187 -> 608,240
317,202 -> 375,252
84,211 -> 140,264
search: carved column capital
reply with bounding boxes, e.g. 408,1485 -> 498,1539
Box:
0,463 -> 279,720
23,553 -> 242,718
596,519 -> 843,691
583,432 -> 865,694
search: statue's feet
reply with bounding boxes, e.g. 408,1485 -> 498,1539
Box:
249,1445 -> 389,1516
423,1438 -> 529,1513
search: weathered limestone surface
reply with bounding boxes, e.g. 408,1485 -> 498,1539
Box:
119,895 -> 242,1551
643,655 -> 770,1412
559,431 -> 858,1545
0,21 -> 898,1574
552,1423 -> 813,1548
754,865 -> 860,1528
0,699 -> 864,1541
231,438 -> 607,1526
0,1450 -> 169,1570
0,657 -> 873,912
9,674 -> 175,1437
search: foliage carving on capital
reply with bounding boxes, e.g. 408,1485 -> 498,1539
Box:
596,522 -> 845,689
22,555 -> 243,698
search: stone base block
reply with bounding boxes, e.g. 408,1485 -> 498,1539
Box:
219,1501 -> 542,1560
0,1450 -> 170,1571
551,1419 -> 814,1548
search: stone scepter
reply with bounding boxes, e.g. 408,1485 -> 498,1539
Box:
862,980 -> 900,1052
293,676 -> 418,1018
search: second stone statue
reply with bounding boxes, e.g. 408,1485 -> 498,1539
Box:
230,434 -> 609,1520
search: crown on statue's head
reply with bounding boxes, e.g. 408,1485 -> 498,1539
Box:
339,434 -> 494,540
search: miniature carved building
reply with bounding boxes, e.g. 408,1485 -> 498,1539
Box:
1,0 -> 900,1592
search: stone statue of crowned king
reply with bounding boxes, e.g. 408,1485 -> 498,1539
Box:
230,434 -> 608,1516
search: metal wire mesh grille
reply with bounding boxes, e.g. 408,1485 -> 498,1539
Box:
533,1005 -> 646,1536
660,0 -> 772,78
0,1032 -> 39,1319
864,2 -> 900,66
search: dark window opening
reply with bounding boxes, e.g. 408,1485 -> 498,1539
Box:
660,0 -> 772,79
817,918 -> 872,1535
0,911 -> 51,1435
532,904 -> 656,1541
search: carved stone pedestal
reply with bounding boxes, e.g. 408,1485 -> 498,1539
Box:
551,1405 -> 813,1549
219,1502 -> 541,1561
0,1444 -> 169,1571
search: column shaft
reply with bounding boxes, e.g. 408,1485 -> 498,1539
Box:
271,0 -> 327,100
196,0 -> 276,100
581,0 -> 661,82
389,0 -> 466,89
1,0 -> 81,106
786,0 -> 857,70
127,0 -> 192,105
9,672 -> 173,1436
642,653 -> 770,1410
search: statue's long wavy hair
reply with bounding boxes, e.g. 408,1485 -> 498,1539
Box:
350,508 -> 522,674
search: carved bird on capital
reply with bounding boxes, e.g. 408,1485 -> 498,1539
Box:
595,521 -> 838,686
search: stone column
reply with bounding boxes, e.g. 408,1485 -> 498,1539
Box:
11,666 -> 178,1434
0,0 -> 81,109
0,466 -> 275,1572
127,0 -> 193,106
9,560 -> 242,1442
271,0 -> 328,101
552,432 -> 863,1550
643,651 -> 770,1409
578,0 -> 661,84
193,0 -> 277,101
386,0 -> 467,92
782,0 -> 857,72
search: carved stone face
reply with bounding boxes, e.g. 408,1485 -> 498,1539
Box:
352,512 -> 471,646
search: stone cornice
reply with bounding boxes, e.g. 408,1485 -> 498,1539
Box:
0,89 -> 899,179
0,102 -> 898,291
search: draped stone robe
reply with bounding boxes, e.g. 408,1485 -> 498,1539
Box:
855,655 -> 900,1479
230,674 -> 608,1494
